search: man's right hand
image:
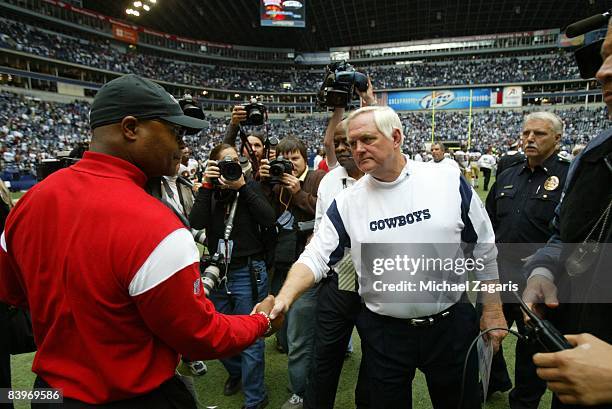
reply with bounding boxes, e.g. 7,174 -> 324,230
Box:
230,105 -> 247,126
522,273 -> 559,320
259,159 -> 270,179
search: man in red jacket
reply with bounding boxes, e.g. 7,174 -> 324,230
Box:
0,74 -> 280,408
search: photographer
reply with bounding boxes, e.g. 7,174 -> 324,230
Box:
189,143 -> 276,409
259,136 -> 325,409
224,105 -> 273,174
303,74 -> 377,409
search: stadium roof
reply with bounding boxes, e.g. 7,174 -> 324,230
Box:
84,0 -> 611,51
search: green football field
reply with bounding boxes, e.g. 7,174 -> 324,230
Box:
10,332 -> 552,409
8,175 -> 553,408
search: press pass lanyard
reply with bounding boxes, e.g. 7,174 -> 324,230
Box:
161,177 -> 185,217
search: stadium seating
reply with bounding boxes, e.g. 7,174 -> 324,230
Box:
0,18 -> 580,93
0,91 -> 607,174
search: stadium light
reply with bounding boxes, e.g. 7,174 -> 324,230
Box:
148,0 -> 157,3
134,1 -> 142,7
143,4 -> 150,11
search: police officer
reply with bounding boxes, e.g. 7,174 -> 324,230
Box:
485,111 -> 570,408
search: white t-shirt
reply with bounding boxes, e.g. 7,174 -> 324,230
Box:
298,158 -> 498,319
313,155 -> 323,170
315,165 -> 358,233
435,157 -> 460,170
478,154 -> 496,170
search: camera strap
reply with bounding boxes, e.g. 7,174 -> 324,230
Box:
161,177 -> 186,217
216,192 -> 240,282
238,127 -> 260,175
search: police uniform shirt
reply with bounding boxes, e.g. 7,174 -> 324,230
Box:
486,152 -> 570,245
496,151 -> 526,177
298,158 -> 498,319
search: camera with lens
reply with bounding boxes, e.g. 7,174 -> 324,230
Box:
217,156 -> 243,182
177,94 -> 206,135
242,97 -> 267,126
200,252 -> 226,297
178,94 -> 205,120
317,61 -> 369,108
264,136 -> 279,159
267,155 -> 293,184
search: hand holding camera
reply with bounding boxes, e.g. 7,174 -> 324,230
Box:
281,173 -> 301,194
259,158 -> 271,179
230,105 -> 248,126
204,158 -> 245,189
357,76 -> 377,106
203,160 -> 220,184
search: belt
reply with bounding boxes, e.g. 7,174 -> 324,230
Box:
229,253 -> 264,269
408,308 -> 453,327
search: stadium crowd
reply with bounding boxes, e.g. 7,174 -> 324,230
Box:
0,89 -> 607,174
0,18 -> 580,93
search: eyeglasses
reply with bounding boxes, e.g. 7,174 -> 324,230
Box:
149,118 -> 185,141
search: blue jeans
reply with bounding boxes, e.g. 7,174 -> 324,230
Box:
209,259 -> 268,407
287,283 -> 319,397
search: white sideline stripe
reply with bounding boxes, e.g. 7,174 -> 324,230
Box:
129,228 -> 200,296
1,231 -> 6,252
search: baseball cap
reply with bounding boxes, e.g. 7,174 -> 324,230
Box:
89,74 -> 209,133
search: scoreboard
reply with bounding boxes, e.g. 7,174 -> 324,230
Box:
260,0 -> 305,28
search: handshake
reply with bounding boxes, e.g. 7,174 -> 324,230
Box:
251,295 -> 286,337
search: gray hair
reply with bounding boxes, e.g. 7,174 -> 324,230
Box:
524,111 -> 564,136
346,106 -> 405,145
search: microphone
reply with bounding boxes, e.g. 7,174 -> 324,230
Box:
566,11 -> 611,38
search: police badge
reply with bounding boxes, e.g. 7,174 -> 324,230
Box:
543,176 -> 560,191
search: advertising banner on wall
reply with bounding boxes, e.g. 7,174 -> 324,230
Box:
387,88 -> 491,111
112,24 -> 138,44
386,87 -> 523,111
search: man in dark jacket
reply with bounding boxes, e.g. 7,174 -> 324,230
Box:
259,136 -> 325,409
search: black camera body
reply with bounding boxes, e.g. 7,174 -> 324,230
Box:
217,156 -> 243,182
242,98 -> 267,126
264,136 -> 279,159
317,61 -> 369,108
268,155 -> 293,184
200,252 -> 226,297
178,94 -> 205,120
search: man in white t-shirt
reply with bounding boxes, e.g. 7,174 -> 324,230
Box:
477,147 -> 497,191
267,106 -> 507,409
